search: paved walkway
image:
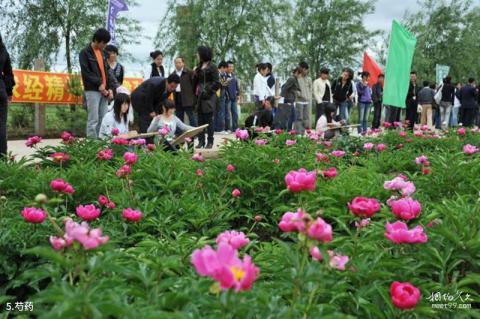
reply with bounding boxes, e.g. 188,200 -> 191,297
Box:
7,133 -> 236,160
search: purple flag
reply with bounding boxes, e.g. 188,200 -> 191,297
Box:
106,0 -> 129,44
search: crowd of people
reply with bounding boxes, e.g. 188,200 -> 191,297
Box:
1,27 -> 480,158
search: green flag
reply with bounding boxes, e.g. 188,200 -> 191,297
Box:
383,20 -> 417,109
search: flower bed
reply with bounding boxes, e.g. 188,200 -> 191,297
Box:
0,128 -> 479,318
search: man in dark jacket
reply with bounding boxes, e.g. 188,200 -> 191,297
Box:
225,61 -> 240,132
405,71 -> 419,130
459,78 -> 478,126
172,57 -> 197,126
371,74 -> 384,129
131,74 -> 180,142
79,28 -> 118,139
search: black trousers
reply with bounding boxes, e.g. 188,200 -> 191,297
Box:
197,112 -> 214,144
461,108 -> 477,127
387,106 -> 401,123
405,100 -> 417,129
0,96 -> 7,159
372,102 -> 382,129
138,114 -> 154,144
315,102 -> 328,123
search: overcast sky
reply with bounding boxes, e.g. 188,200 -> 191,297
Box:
116,0 -> 422,76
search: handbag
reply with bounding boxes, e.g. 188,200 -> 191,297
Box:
434,84 -> 443,105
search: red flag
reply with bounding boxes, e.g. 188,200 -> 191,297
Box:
362,52 -> 383,87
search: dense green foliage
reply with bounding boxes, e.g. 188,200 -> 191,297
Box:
0,130 -> 479,318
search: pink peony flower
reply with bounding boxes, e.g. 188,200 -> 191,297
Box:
97,149 -> 113,160
393,121 -> 402,128
322,167 -> 337,179
308,133 -> 319,141
310,246 -> 323,261
363,143 -> 374,151
76,204 -> 101,221
60,131 -> 74,144
98,195 -> 109,206
106,201 -> 116,209
384,176 -> 416,197
49,152 -> 70,163
354,218 -> 371,229
122,208 -> 143,222
255,139 -> 267,145
390,281 -> 421,309
383,122 -> 392,128
196,169 -> 204,176
399,131 -> 407,138
288,129 -> 298,135
227,164 -> 235,172
327,250 -> 349,271
112,137 -> 129,145
286,139 -> 297,146
457,127 -> 466,136
376,144 -> 386,152
389,197 -> 422,220
191,243 -> 259,292
323,141 -> 332,148
415,155 -> 429,166
63,218 -> 109,250
116,164 -> 132,178
232,188 -> 241,198
50,236 -> 68,250
158,126 -> 171,136
307,217 -> 333,243
285,168 -> 316,192
235,129 -> 249,140
463,144 -> 478,155
192,153 -> 205,162
254,215 -> 262,222
422,167 -> 431,175
331,150 -> 345,158
348,197 -> 381,218
316,152 -> 330,163
278,209 -> 307,233
384,221 -> 427,244
21,207 -> 47,224
129,138 -> 146,146
147,144 -> 156,151
111,128 -> 120,136
25,136 -> 42,147
216,230 -> 250,250
123,152 -> 138,165
414,131 -> 423,137
50,179 -> 75,194
274,129 -> 283,135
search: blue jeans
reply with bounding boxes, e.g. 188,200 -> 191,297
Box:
358,102 -> 371,133
449,107 -> 460,127
225,99 -> 238,131
215,97 -> 226,131
288,104 -> 296,130
85,91 -> 108,139
337,101 -> 349,123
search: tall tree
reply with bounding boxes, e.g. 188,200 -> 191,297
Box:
280,0 -> 376,78
155,0 -> 290,83
1,0 -> 141,72
403,0 -> 479,82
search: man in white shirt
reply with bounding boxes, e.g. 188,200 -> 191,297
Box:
313,67 -> 333,123
172,57 -> 197,126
